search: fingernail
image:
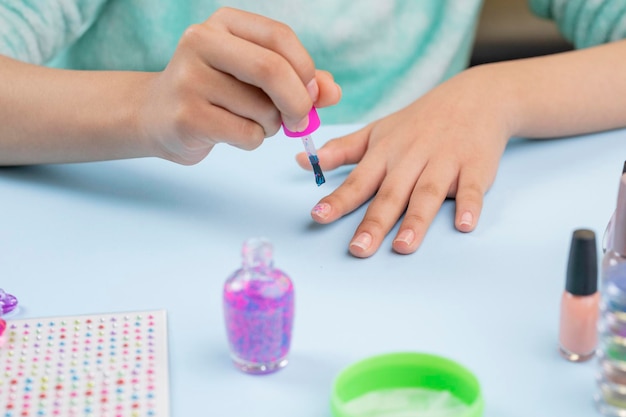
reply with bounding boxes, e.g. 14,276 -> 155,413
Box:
312,203 -> 331,220
394,229 -> 415,246
306,79 -> 319,102
459,211 -> 473,227
295,116 -> 309,132
350,232 -> 372,251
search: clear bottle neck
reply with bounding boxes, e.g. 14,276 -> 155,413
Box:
241,238 -> 274,271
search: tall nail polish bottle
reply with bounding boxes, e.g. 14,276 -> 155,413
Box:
596,174 -> 626,415
223,238 -> 295,374
559,229 -> 599,362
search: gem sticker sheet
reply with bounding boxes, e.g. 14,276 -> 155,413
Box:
0,310 -> 170,417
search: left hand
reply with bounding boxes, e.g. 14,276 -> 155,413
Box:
296,66 -> 513,257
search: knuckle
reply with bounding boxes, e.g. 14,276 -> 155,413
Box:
170,63 -> 200,94
266,24 -> 315,80
235,120 -> 265,149
180,24 -> 207,48
338,176 -> 366,196
255,103 -> 281,137
415,181 -> 446,199
454,175 -> 488,203
372,187 -> 406,208
359,216 -> 386,234
211,7 -> 232,21
207,7 -> 241,26
263,119 -> 281,137
171,102 -> 198,136
266,22 -> 297,48
250,52 -> 283,85
460,182 -> 485,199
402,213 -> 429,228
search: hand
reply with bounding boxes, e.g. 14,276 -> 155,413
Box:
138,7 -> 341,165
297,66 -> 513,257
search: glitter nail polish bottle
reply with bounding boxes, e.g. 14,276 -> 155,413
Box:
595,174 -> 626,415
223,238 -> 294,374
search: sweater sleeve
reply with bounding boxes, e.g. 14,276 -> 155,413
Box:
0,0 -> 109,64
528,0 -> 626,48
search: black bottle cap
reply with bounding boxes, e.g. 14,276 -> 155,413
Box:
566,229 -> 598,296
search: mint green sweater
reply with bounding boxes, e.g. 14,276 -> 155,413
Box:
2,1 -> 624,123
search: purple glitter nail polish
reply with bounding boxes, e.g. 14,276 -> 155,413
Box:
223,238 -> 294,375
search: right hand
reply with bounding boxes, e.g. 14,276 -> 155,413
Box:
138,7 -> 341,165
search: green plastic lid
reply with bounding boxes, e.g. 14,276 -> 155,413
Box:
331,352 -> 484,417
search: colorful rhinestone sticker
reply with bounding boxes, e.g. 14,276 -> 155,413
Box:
0,310 -> 169,417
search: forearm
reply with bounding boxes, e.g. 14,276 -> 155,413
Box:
0,55 -> 154,165
467,39 -> 626,139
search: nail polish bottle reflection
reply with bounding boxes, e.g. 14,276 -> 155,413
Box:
595,275 -> 626,415
223,238 -> 295,374
559,229 -> 599,362
602,162 -> 626,254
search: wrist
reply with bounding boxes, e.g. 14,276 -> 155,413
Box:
453,63 -> 522,141
127,71 -> 164,159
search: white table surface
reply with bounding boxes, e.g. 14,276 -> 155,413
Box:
2,124 -> 625,417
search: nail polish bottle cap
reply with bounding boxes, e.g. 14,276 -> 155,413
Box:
282,107 -> 320,138
613,174 -> 626,256
566,229 -> 598,296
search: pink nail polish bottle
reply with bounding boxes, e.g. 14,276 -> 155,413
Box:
559,229 -> 599,362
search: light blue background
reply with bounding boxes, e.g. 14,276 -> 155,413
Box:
2,125 -> 624,416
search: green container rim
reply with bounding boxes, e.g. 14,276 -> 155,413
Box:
330,352 -> 484,417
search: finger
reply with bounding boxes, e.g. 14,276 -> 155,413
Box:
173,96 -> 266,152
311,161 -> 386,226
348,158 -> 428,258
313,70 -> 342,108
310,139 -> 386,227
453,168 -> 489,233
295,124 -> 372,170
179,24 -> 311,131
202,69 -> 281,137
202,9 -> 316,129
207,8 -> 316,86
392,160 -> 458,255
